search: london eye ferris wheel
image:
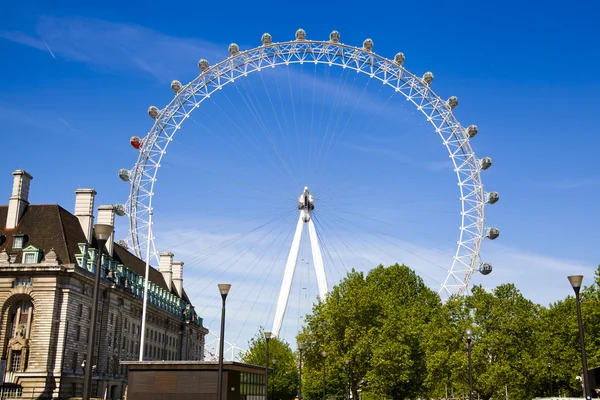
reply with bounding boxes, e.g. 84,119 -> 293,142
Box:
117,29 -> 500,355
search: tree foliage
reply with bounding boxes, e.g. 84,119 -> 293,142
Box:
297,264 -> 443,400
241,328 -> 299,400
290,264 -> 600,400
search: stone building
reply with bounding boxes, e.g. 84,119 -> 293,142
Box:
0,170 -> 208,399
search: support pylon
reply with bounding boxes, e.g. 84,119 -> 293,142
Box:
272,187 -> 327,336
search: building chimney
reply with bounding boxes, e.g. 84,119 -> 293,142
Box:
6,170 -> 33,230
172,261 -> 184,297
97,205 -> 115,256
159,252 -> 174,291
74,189 -> 96,244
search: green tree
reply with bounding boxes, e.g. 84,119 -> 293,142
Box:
297,264 -> 443,400
445,284 -> 546,400
541,266 -> 600,397
241,328 -> 299,400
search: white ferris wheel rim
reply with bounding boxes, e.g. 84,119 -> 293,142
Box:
126,35 -> 491,300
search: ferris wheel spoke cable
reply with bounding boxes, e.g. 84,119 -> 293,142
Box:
314,67 -> 357,177
311,62 -> 332,175
205,94 -> 288,180
319,213 -> 444,287
154,207 -> 293,253
318,208 -> 447,279
238,76 -> 299,188
325,207 -> 456,250
231,225 -> 295,345
183,207 -> 296,269
187,112 -> 286,185
196,109 -> 290,185
193,210 -> 295,315
308,63 -> 319,174
271,66 -> 296,173
222,219 -> 291,334
284,63 -> 302,177
325,210 -> 456,259
224,85 -> 294,183
318,70 -> 375,180
311,214 -> 352,283
257,67 -> 297,175
313,66 -> 352,175
181,207 -> 296,280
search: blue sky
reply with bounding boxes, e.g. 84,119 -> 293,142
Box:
1,0 -> 599,352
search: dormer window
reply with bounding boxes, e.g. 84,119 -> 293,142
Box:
21,246 -> 40,264
13,236 -> 24,249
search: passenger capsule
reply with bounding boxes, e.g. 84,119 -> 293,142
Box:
198,59 -> 209,72
329,30 -> 340,43
171,80 -> 182,93
487,191 -> 500,204
114,204 -> 126,217
363,39 -> 374,52
118,169 -> 131,182
148,106 -> 159,119
116,239 -> 129,249
447,96 -> 459,110
296,29 -> 306,41
261,33 -> 272,45
480,263 -> 493,275
422,72 -> 434,85
480,157 -> 492,170
130,136 -> 142,150
394,52 -> 405,66
228,43 -> 240,56
466,124 -> 478,138
486,227 -> 500,240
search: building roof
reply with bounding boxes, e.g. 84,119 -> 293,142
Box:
0,204 -> 187,299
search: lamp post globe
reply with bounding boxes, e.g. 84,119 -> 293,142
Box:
217,284 -> 231,400
568,275 -> 591,400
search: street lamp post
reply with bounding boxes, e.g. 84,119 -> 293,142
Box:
466,329 -> 473,400
548,362 -> 553,397
322,351 -> 327,400
265,332 -> 272,400
217,284 -> 231,400
298,343 -> 303,400
272,359 -> 277,400
83,224 -> 113,400
568,275 -> 591,400
345,360 -> 350,400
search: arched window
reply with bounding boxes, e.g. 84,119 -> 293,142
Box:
6,298 -> 34,372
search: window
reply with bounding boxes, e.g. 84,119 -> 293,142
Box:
11,350 -> 22,371
75,325 -> 81,341
23,252 -> 37,264
77,304 -> 83,318
13,277 -> 31,288
0,384 -> 23,398
9,255 -> 16,263
72,352 -> 78,372
12,236 -> 23,249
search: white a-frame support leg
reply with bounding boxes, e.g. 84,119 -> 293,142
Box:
271,187 -> 327,337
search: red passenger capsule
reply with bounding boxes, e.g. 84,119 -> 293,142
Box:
130,136 -> 142,149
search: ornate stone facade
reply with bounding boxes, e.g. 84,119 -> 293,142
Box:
0,170 -> 208,399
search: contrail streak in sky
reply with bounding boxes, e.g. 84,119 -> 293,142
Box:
42,40 -> 56,59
